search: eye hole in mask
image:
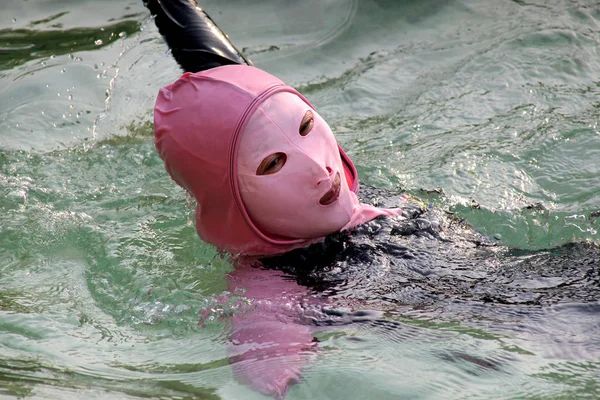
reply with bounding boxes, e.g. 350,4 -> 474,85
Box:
256,152 -> 287,175
299,110 -> 314,137
255,110 -> 314,176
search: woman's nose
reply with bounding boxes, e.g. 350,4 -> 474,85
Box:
317,166 -> 334,186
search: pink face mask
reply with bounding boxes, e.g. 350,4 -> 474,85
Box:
237,92 -> 358,239
155,65 -> 401,255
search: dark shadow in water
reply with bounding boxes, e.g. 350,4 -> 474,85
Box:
0,356 -> 222,399
0,20 -> 142,71
28,12 -> 70,27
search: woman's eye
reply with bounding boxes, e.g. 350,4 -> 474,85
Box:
299,110 -> 314,137
256,152 -> 287,175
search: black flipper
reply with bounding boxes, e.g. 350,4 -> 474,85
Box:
143,0 -> 251,72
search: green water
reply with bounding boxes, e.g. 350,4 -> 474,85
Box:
1,0 -> 599,399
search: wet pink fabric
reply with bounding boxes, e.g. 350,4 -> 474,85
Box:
227,264 -> 319,399
154,64 -> 400,256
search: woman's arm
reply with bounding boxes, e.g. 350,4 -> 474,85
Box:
143,0 -> 251,72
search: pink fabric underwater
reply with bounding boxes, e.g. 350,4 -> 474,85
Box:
154,64 -> 400,256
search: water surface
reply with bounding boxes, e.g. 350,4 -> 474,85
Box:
1,0 -> 599,398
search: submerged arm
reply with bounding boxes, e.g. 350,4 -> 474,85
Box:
143,0 -> 251,72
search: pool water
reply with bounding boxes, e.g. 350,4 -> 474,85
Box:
1,0 -> 599,399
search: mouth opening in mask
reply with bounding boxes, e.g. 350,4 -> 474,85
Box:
319,172 -> 341,206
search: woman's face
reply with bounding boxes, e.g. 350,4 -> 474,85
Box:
237,92 -> 357,239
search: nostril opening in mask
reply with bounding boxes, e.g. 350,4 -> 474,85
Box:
326,166 -> 333,175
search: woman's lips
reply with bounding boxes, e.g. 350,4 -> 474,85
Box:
319,172 -> 341,206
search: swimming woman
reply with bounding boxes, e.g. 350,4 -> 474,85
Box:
144,0 -> 599,398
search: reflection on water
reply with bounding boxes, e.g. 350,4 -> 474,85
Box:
1,0 -> 599,399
